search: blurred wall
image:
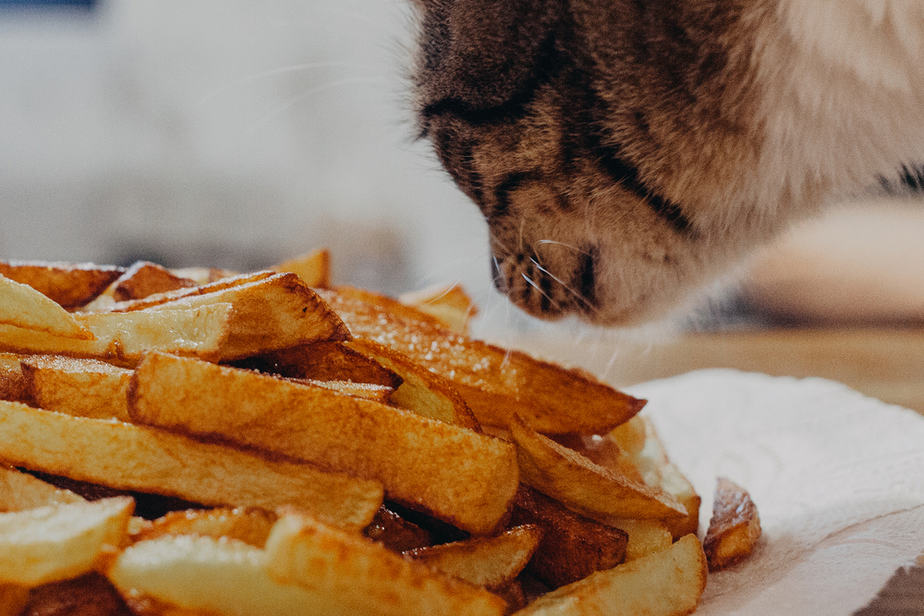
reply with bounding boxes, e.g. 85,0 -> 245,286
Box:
0,0 -> 493,297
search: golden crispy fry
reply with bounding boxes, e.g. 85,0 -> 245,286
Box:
264,512 -> 508,616
271,247 -> 331,288
510,415 -> 686,522
318,288 -> 646,434
112,272 -> 350,360
169,266 -> 237,286
0,584 -> 29,616
703,477 -> 762,571
0,304 -> 233,362
0,353 -> 27,403
0,261 -> 123,309
398,282 -> 478,333
607,415 -> 647,458
512,534 -> 707,616
0,496 -> 133,586
236,341 -> 403,389
405,525 -> 542,590
21,355 -> 132,421
21,573 -> 132,616
134,507 -> 278,549
0,465 -> 84,513
333,285 -> 448,328
107,534 -> 350,615
363,506 -> 432,552
0,400 -> 383,529
346,339 -> 480,430
128,352 -> 517,535
305,379 -> 394,402
0,274 -> 92,339
602,518 -> 673,561
619,417 -> 701,538
110,262 -> 196,302
510,487 -> 628,588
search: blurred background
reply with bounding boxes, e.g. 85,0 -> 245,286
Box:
0,0 -> 922,409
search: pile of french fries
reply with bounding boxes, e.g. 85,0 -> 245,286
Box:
0,249 -> 760,615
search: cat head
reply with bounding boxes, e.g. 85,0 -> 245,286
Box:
410,0 -> 780,325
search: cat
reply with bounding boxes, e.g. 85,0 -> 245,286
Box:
409,0 -> 924,325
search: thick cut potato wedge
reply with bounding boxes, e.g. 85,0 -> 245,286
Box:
0,400 -> 383,529
271,247 -> 331,288
363,506 -> 433,552
513,534 -> 707,616
0,584 -> 29,616
0,353 -> 27,403
405,525 -> 542,590
703,477 -> 761,570
0,274 -> 91,339
602,518 -> 673,562
264,512 -> 508,616
0,304 -> 234,362
305,378 -> 394,402
0,496 -> 133,586
0,465 -> 84,512
0,261 -> 123,309
333,285 -> 449,328
398,282 -> 478,333
134,507 -> 278,549
107,534 -> 355,616
21,573 -> 131,616
111,272 -> 350,360
129,353 -> 517,535
111,261 -> 196,302
510,487 -> 628,588
617,417 -> 701,538
235,341 -> 402,389
318,288 -> 645,434
346,339 -> 479,429
510,416 -> 686,521
21,355 -> 132,421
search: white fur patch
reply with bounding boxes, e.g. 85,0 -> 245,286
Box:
741,0 -> 924,230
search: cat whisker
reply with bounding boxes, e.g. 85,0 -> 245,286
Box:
521,272 -> 563,312
528,257 -> 600,314
534,239 -> 592,257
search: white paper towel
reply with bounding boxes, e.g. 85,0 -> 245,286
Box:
628,370 -> 924,616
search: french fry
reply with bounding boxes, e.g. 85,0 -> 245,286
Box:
128,352 -> 518,535
0,496 -> 133,586
346,339 -> 479,430
398,282 -> 478,333
703,477 -> 761,570
236,341 -> 402,389
405,524 -> 542,590
271,247 -> 331,288
513,534 -> 707,616
0,584 -> 29,616
107,534 -> 353,615
0,465 -> 84,512
264,512 -> 508,616
602,518 -> 673,561
333,285 -> 449,328
0,274 -> 91,339
21,355 -> 132,421
510,415 -> 686,521
134,507 -> 278,549
318,288 -> 646,434
0,352 -> 27,403
0,304 -> 234,362
363,506 -> 433,552
111,272 -> 350,360
0,400 -> 383,530
509,487 -> 628,588
110,261 -> 196,302
0,261 -> 123,309
20,573 -> 131,616
306,379 -> 395,402
169,266 -> 237,285
619,417 -> 701,538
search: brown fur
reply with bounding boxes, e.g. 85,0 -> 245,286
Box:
410,0 -> 923,324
